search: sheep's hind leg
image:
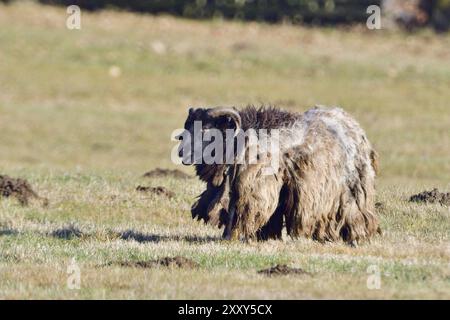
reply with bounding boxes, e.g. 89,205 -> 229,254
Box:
256,205 -> 284,241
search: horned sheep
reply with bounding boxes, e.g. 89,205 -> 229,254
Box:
177,105 -> 380,245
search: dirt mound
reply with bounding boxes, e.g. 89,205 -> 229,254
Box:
136,185 -> 175,198
0,175 -> 48,206
142,168 -> 191,179
409,188 -> 450,205
119,256 -> 199,269
258,264 -> 310,276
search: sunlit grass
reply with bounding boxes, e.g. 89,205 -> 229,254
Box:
0,2 -> 449,299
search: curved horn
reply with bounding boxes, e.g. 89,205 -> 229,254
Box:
207,107 -> 241,134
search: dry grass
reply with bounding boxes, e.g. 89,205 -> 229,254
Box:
0,2 -> 449,299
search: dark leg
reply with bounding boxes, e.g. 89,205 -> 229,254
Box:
257,185 -> 289,241
222,204 -> 236,240
256,205 -> 284,241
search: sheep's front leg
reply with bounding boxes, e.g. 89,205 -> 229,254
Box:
222,203 -> 237,240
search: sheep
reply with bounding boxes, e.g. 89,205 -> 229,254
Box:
177,105 -> 380,245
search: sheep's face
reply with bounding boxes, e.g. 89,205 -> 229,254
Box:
177,107 -> 240,165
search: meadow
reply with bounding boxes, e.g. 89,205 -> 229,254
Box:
0,2 -> 449,299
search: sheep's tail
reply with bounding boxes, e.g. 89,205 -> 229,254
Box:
370,149 -> 379,176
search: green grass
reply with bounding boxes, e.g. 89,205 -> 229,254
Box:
0,2 -> 449,299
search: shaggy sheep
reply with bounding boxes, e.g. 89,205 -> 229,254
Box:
177,105 -> 380,245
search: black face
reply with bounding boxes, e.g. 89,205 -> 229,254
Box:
177,108 -> 237,165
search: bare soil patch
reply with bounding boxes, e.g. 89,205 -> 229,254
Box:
136,185 -> 175,198
258,264 -> 310,276
142,168 -> 191,179
118,256 -> 199,269
0,175 -> 48,206
409,188 -> 450,206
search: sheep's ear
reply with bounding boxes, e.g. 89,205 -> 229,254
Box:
188,107 -> 194,115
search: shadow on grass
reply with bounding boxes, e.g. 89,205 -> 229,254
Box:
0,228 -> 18,236
7,226 -> 221,244
51,226 -> 83,240
119,230 -> 221,244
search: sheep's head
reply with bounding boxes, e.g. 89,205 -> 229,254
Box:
177,107 -> 241,165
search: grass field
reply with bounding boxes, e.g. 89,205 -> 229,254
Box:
0,2 -> 449,299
